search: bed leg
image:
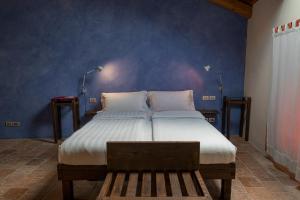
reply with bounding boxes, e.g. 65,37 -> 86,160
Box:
62,180 -> 74,200
221,179 -> 232,200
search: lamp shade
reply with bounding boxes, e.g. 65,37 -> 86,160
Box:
96,66 -> 104,71
204,65 -> 211,72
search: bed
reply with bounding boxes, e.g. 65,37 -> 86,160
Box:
57,91 -> 236,200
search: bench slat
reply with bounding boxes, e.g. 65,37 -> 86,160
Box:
101,197 -> 208,200
126,173 -> 138,196
111,173 -> 125,197
97,173 -> 113,199
182,172 -> 197,196
194,171 -> 211,199
169,173 -> 182,196
156,173 -> 166,197
141,173 -> 151,197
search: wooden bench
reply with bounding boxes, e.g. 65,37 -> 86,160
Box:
97,142 -> 212,200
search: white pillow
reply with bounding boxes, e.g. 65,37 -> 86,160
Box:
101,91 -> 149,112
148,90 -> 196,111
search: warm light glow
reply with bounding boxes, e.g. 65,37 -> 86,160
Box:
169,61 -> 203,88
96,58 -> 138,88
99,63 -> 119,82
96,59 -> 203,90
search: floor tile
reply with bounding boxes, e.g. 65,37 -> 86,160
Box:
278,176 -> 299,187
239,177 -> 263,187
261,181 -> 286,192
3,188 -> 28,200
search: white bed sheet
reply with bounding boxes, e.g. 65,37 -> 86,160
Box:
58,111 -> 152,165
152,111 -> 237,164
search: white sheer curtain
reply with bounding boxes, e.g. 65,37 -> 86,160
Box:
268,27 -> 300,181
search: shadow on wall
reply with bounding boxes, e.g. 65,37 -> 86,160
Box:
29,103 -> 75,139
29,103 -> 53,138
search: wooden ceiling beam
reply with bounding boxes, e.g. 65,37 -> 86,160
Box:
239,0 -> 258,6
209,0 -> 253,19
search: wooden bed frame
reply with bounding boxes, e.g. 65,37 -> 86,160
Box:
58,107 -> 236,200
57,163 -> 235,200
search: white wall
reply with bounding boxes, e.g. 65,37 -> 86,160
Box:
245,0 -> 300,151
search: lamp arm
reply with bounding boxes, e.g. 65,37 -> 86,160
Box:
203,66 -> 224,111
81,72 -> 88,95
216,72 -> 223,90
216,71 -> 224,110
81,69 -> 97,95
86,69 -> 96,75
80,66 -> 103,113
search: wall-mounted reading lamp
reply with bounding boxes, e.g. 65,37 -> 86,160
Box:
81,66 -> 104,112
204,65 -> 224,110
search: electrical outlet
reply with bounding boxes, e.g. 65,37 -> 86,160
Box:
209,96 -> 216,100
202,96 -> 210,101
89,98 -> 97,104
4,121 -> 21,127
208,118 -> 216,123
203,96 -> 216,101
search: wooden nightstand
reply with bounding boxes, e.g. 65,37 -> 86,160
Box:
222,96 -> 251,141
51,96 -> 80,143
198,109 -> 219,124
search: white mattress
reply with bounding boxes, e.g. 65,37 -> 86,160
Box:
58,111 -> 152,165
152,111 -> 237,164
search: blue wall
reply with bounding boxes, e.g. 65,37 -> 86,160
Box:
0,0 -> 247,138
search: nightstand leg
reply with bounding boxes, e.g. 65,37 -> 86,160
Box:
75,101 -> 80,129
222,96 -> 227,135
72,101 -> 80,131
57,106 -> 62,140
51,101 -> 62,143
245,98 -> 251,141
226,105 -> 231,139
239,98 -> 246,138
51,101 -> 57,143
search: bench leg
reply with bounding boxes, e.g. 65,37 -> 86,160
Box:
221,179 -> 232,200
62,180 -> 74,200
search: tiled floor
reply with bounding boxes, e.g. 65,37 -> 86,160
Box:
0,136 -> 299,200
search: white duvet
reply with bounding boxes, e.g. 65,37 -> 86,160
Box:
152,111 -> 237,164
59,111 -> 236,165
58,111 -> 152,165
